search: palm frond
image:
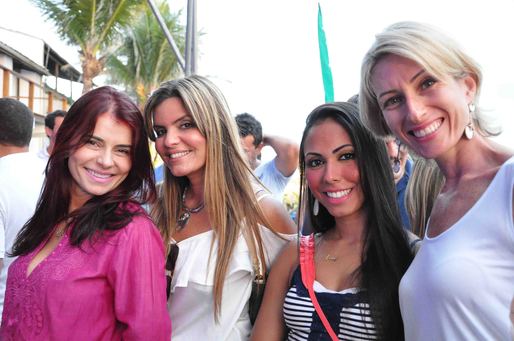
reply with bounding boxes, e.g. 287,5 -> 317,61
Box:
104,0 -> 185,104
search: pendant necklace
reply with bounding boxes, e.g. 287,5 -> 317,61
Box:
177,187 -> 205,230
325,254 -> 338,262
318,235 -> 338,262
54,218 -> 72,238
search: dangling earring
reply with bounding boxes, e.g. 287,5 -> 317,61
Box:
313,198 -> 319,216
464,102 -> 475,140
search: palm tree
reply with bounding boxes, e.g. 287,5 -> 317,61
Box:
106,1 -> 185,106
33,0 -> 141,93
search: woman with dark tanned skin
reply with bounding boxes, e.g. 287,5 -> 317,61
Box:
252,102 -> 412,341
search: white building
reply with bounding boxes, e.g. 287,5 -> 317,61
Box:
0,28 -> 81,150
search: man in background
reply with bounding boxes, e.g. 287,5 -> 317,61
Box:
348,94 -> 412,230
37,109 -> 65,160
0,99 -> 46,315
385,136 -> 412,230
235,113 -> 299,201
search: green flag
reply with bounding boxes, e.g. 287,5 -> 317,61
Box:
318,3 -> 334,102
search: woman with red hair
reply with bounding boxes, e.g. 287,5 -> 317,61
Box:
1,87 -> 171,340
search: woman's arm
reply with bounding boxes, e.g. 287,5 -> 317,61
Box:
258,195 -> 296,234
109,215 -> 171,340
251,241 -> 298,341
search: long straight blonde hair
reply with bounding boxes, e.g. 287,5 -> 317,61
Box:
143,75 -> 269,320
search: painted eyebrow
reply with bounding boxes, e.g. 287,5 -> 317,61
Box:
409,69 -> 425,83
153,113 -> 189,128
378,69 -> 425,99
305,151 -> 321,157
115,144 -> 132,149
89,135 -> 132,149
305,143 -> 353,157
332,144 -> 353,154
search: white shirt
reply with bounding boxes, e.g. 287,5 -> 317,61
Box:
168,226 -> 294,340
36,145 -> 49,161
0,152 -> 46,316
399,156 -> 514,340
254,158 -> 292,201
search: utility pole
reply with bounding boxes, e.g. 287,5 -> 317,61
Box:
184,0 -> 197,76
147,0 -> 197,76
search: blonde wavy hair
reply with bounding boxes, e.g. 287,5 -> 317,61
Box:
405,158 -> 444,238
359,21 -> 499,138
143,75 -> 269,320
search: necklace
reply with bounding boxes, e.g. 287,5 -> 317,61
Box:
54,218 -> 72,238
55,227 -> 66,238
324,254 -> 338,262
177,187 -> 205,230
317,234 -> 339,262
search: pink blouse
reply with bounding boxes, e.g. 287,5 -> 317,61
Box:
0,206 -> 171,340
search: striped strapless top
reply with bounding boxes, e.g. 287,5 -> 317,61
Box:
283,267 -> 377,340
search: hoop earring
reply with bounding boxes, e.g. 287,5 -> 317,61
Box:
464,103 -> 475,140
313,198 -> 319,216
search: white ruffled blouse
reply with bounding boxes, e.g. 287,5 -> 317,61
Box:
168,226 -> 294,340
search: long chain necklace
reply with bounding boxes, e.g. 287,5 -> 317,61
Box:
177,187 -> 205,230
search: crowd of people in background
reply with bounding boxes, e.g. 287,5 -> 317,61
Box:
0,20 -> 512,341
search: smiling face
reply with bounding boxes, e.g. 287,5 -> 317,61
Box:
371,54 -> 476,159
304,118 -> 365,221
152,97 -> 207,184
68,112 -> 133,211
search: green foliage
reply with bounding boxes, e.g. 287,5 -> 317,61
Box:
32,0 -> 143,92
105,1 -> 185,105
34,0 -> 140,51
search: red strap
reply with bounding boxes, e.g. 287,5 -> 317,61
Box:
300,234 -> 339,341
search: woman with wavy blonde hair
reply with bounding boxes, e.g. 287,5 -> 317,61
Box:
360,21 -> 513,340
405,158 -> 444,238
143,75 -> 295,340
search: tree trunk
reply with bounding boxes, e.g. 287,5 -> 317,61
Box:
80,48 -> 105,94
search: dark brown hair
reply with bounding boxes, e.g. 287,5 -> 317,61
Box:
298,102 -> 413,340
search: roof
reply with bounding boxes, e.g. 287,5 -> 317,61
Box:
44,43 -> 81,82
0,40 -> 49,75
0,27 -> 82,82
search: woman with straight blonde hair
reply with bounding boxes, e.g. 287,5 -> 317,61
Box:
360,21 -> 513,340
143,75 -> 295,340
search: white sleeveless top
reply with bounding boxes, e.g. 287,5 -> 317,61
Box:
168,225 -> 294,340
399,156 -> 514,340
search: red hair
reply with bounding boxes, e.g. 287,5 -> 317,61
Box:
12,86 -> 156,255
